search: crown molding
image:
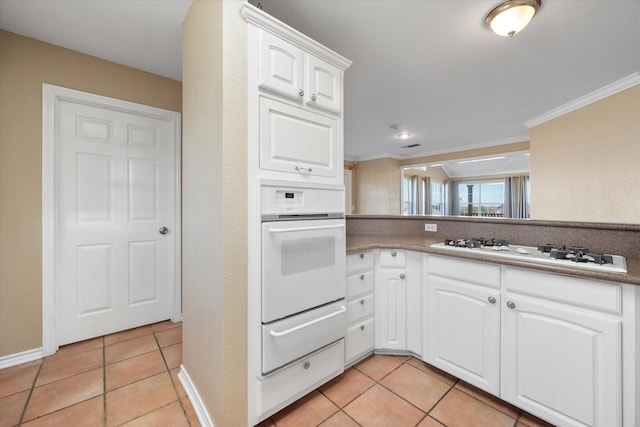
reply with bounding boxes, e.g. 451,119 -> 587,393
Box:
525,72 -> 640,128
241,2 -> 351,71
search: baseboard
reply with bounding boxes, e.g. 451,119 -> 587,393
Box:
0,347 -> 43,369
178,364 -> 215,427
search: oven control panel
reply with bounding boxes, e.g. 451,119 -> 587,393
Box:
261,184 -> 344,215
275,190 -> 304,207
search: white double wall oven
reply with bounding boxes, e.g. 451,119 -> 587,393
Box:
260,185 -> 346,375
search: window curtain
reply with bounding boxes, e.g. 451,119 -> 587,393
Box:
410,175 -> 419,214
422,177 -> 431,214
504,176 -> 529,218
450,181 -> 458,216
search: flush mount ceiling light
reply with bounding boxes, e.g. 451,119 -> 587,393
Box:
485,0 -> 541,37
397,131 -> 412,140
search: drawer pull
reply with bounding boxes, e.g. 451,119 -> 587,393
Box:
270,306 -> 346,337
360,274 -> 365,280
360,325 -> 365,331
304,361 -> 310,369
359,253 -> 365,259
391,251 -> 397,257
360,299 -> 365,305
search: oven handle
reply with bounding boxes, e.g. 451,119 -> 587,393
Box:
269,305 -> 346,337
268,224 -> 345,233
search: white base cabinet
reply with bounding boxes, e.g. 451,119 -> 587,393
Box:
427,256 -> 501,394
346,248 -> 637,427
501,268 -> 623,427
374,249 -> 422,355
345,251 -> 375,365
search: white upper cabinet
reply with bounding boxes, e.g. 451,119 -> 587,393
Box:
305,55 -> 342,114
259,97 -> 338,179
250,24 -> 350,185
258,28 -> 344,116
258,30 -> 305,102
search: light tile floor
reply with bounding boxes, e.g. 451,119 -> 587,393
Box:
0,321 -> 198,427
259,354 -> 556,427
1,325 -> 556,427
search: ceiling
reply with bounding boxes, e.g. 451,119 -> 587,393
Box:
1,0 -> 639,163
0,0 -> 192,81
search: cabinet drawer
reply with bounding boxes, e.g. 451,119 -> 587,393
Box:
346,294 -> 374,324
347,271 -> 374,298
345,318 -> 374,363
258,340 -> 344,416
346,251 -> 373,274
429,255 -> 500,288
379,249 -> 406,268
504,267 -> 622,314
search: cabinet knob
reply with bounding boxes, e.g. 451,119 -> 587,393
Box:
391,251 -> 397,257
506,301 -> 516,309
303,361 -> 310,369
400,273 -> 406,279
359,253 -> 365,259
488,296 -> 496,304
311,93 -> 317,101
298,89 -> 304,97
360,274 -> 365,280
360,299 -> 365,305
360,324 -> 365,331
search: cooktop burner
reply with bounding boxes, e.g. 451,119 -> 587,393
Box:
433,239 -> 627,273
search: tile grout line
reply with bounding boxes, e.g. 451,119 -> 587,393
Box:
16,357 -> 44,426
102,336 -> 107,427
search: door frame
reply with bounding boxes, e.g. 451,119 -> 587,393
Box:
42,83 -> 182,356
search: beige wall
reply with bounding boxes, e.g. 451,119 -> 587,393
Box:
530,85 -> 640,223
353,158 -> 401,214
182,1 -> 247,426
0,30 -> 182,357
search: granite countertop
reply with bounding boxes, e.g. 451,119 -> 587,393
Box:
346,234 -> 640,286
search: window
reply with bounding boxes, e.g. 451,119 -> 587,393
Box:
430,182 -> 444,215
456,180 -> 505,217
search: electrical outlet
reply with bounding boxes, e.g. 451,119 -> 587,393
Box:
424,223 -> 437,232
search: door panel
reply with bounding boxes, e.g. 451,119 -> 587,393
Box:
306,55 -> 341,114
258,29 -> 304,101
57,99 -> 175,345
260,97 -> 338,179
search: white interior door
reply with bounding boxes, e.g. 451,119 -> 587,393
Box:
55,97 -> 177,346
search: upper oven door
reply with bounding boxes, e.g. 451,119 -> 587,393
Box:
262,218 -> 346,323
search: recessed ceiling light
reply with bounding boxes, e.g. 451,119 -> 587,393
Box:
398,132 -> 412,140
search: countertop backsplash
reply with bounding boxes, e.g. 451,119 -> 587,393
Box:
346,215 -> 640,259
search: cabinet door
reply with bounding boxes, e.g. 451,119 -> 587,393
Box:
501,295 -> 622,427
305,54 -> 342,114
260,97 -> 338,180
427,275 -> 500,394
258,30 -> 304,102
375,269 -> 407,351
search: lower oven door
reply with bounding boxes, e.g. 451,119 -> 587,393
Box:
262,299 -> 346,374
262,218 -> 346,323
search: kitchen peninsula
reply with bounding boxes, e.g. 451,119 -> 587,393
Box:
344,214 -> 640,427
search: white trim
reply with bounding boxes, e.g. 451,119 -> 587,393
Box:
0,348 -> 43,369
41,83 -> 182,356
525,72 -> 640,128
178,365 -> 215,427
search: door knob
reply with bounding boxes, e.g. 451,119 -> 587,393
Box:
159,226 -> 169,235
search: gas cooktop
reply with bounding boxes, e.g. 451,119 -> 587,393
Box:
430,239 -> 628,274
